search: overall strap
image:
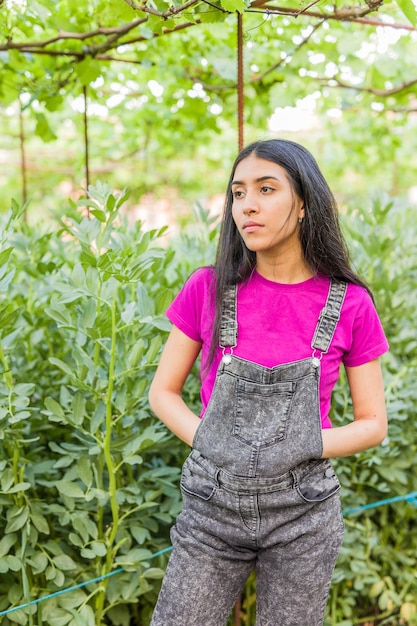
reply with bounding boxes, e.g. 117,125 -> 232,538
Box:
311,280 -> 348,355
219,284 -> 238,349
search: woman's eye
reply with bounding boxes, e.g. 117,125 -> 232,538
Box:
260,186 -> 273,193
232,190 -> 244,199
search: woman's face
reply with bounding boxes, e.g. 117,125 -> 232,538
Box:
231,154 -> 304,259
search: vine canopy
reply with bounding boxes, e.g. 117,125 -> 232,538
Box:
2,0 -> 417,104
2,0 -> 417,214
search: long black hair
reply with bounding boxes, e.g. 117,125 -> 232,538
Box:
207,138 -> 370,367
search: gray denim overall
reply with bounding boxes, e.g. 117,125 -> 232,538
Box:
151,280 -> 347,626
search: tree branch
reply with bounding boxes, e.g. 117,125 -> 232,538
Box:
0,19 -> 198,59
320,75 -> 417,96
123,0 -> 202,19
0,19 -> 147,52
248,1 -> 417,31
1,0 -> 415,61
251,19 -> 324,82
184,18 -> 324,90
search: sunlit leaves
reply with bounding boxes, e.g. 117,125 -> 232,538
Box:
394,0 -> 417,25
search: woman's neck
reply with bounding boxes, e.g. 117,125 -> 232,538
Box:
255,252 -> 314,284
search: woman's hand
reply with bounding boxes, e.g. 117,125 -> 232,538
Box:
148,325 -> 202,446
321,358 -> 388,458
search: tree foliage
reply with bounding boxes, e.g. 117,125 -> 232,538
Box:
1,0 -> 417,218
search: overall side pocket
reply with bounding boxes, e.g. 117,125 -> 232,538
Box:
181,452 -> 218,501
294,459 -> 341,503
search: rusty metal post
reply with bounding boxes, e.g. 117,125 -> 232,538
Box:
237,11 -> 244,152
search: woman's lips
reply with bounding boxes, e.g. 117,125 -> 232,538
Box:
243,221 -> 263,232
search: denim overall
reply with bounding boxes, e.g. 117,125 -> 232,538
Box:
151,280 -> 347,626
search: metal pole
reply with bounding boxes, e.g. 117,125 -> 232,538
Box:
237,11 -> 244,152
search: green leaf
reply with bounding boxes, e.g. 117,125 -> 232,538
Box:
137,282 -> 154,318
74,57 -> 103,86
35,112 -> 57,142
43,608 -> 73,626
80,547 -> 97,559
48,357 -> 74,377
394,0 -> 417,24
73,514 -> 98,541
6,481 -> 31,494
142,567 -> 165,579
44,397 -> 66,419
72,393 -> 86,425
99,0 -> 137,23
74,605 -> 97,626
0,533 -> 17,557
71,263 -> 86,288
5,555 -> 22,571
6,506 -> 29,533
69,533 -> 83,548
0,467 -> 14,491
52,554 -> 77,570
0,268 -> 15,292
124,454 -> 143,465
56,481 -> 85,498
127,338 -> 145,368
90,209 -> 107,223
219,0 -> 246,12
30,551 -> 49,573
13,383 -> 35,396
0,246 -> 13,267
31,511 -> 50,534
146,335 -> 163,362
58,589 -> 88,611
45,304 -> 74,328
121,301 -> 137,324
88,540 -> 107,557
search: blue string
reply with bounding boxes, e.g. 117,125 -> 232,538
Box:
0,547 -> 173,618
342,490 -> 417,515
1,493 -> 416,618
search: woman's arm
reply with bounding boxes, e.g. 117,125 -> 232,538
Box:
148,325 -> 202,446
321,358 -> 388,458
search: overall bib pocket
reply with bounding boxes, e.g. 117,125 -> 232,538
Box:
234,379 -> 295,447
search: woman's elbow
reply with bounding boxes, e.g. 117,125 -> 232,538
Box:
377,420 -> 388,445
148,380 -> 159,415
370,414 -> 388,447
148,380 -> 178,419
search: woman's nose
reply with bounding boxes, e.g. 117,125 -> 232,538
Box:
242,192 -> 258,214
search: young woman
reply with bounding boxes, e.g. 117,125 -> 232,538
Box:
148,139 -> 388,626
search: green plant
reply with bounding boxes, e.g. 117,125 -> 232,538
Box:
0,186 -> 199,625
325,196 -> 417,626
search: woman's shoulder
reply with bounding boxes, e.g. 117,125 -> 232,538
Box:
341,281 -> 386,340
187,265 -> 216,282
167,266 -> 216,340
343,280 -> 374,308
181,265 -> 216,294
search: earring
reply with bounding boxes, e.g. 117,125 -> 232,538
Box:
298,216 -> 304,224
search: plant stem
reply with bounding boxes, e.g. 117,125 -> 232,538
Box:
95,284 -> 120,623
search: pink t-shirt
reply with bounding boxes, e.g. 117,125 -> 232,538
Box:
167,267 -> 389,428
